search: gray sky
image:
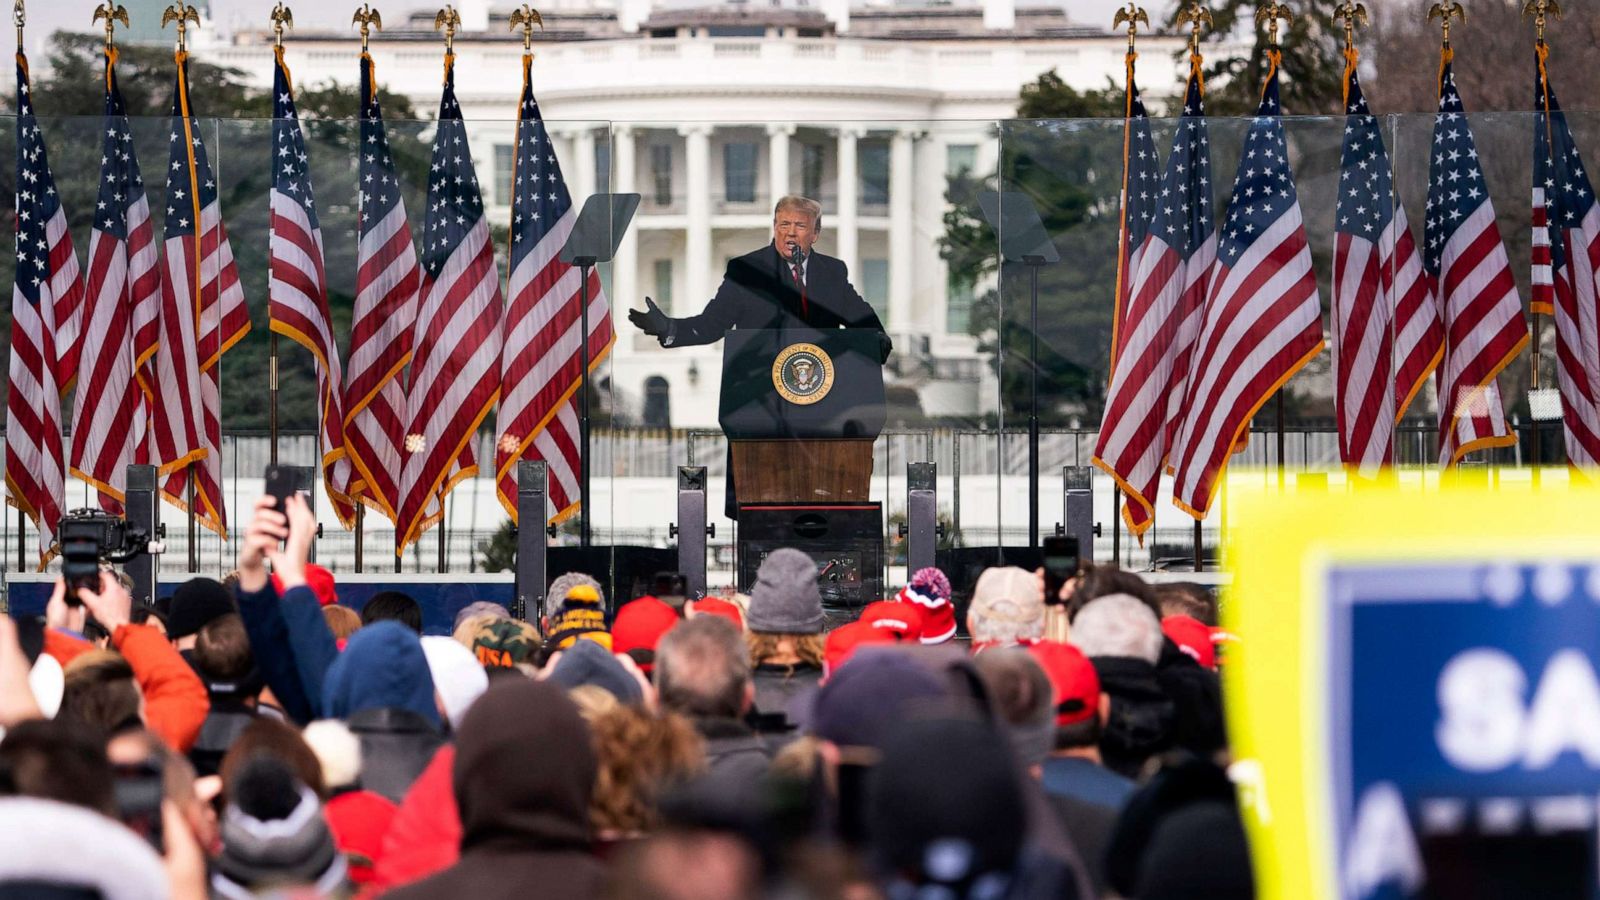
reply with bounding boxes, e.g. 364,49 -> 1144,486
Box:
19,0 -> 1165,45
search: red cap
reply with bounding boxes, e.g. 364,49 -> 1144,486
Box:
271,563 -> 339,607
689,597 -> 745,631
612,596 -> 681,672
823,620 -> 897,679
1027,641 -> 1100,727
1162,615 -> 1216,670
859,600 -> 924,641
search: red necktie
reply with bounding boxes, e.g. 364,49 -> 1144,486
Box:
791,261 -> 808,319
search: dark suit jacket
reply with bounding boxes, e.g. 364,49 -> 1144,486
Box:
662,243 -> 892,362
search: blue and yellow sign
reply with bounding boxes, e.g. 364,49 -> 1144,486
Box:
1225,481 -> 1600,900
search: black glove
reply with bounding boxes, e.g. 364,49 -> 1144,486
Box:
627,297 -> 670,338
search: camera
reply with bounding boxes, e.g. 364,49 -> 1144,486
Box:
57,509 -> 151,601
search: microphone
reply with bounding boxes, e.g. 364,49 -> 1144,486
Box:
786,240 -> 806,267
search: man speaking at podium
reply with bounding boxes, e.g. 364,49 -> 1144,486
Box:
627,195 -> 893,364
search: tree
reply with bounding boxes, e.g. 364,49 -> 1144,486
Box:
1163,0 -> 1346,117
938,70 -> 1125,426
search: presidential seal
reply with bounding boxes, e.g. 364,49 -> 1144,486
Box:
772,342 -> 834,405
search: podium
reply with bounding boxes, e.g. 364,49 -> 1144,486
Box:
720,328 -> 887,609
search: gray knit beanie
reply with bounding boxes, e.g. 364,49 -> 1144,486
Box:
747,548 -> 824,634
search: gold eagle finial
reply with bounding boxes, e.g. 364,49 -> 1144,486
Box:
510,4 -> 543,53
1427,1 -> 1465,47
1256,0 -> 1293,48
1176,1 -> 1212,57
162,2 -> 201,52
92,3 -> 130,50
352,3 -> 382,52
1333,0 -> 1367,52
434,4 -> 461,54
1521,0 -> 1562,46
270,2 -> 293,48
1111,1 -> 1148,53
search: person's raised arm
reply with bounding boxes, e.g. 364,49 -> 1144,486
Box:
836,259 -> 892,363
79,572 -> 209,752
268,494 -> 339,718
234,496 -> 316,724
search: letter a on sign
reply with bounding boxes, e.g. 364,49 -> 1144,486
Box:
1342,782 -> 1424,899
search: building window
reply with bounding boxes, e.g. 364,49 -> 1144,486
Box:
723,142 -> 758,204
947,275 -> 975,334
593,140 -> 611,195
642,375 -> 672,428
861,139 -> 890,206
493,144 -> 514,205
946,143 -> 978,178
801,143 -> 824,200
650,143 -> 673,206
862,258 -> 889,321
653,258 -> 673,314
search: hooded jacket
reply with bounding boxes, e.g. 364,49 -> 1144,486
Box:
1090,656 -> 1178,780
322,622 -> 444,803
384,679 -> 604,900
372,745 -> 461,891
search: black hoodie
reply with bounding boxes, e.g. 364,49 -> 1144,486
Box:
1090,656 -> 1178,780
385,679 -> 604,900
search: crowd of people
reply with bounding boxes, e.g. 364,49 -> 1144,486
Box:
0,489 -> 1251,899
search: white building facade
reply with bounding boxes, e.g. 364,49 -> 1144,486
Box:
211,0 -> 1192,431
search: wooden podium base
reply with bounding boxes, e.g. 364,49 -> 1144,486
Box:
730,440 -> 875,504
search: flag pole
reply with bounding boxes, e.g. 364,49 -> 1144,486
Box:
12,0 -> 21,572
1107,1 -> 1146,567
1525,0 -> 1560,469
438,490 -> 447,572
352,3 -> 378,574
267,7 -> 289,467
1260,0 -> 1292,490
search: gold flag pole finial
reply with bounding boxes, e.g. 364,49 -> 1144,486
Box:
434,4 -> 461,55
1111,2 -> 1148,53
510,4 -> 543,54
1177,0 -> 1212,58
162,2 -> 201,53
92,4 -> 130,51
1333,0 -> 1367,54
1521,0 -> 1562,47
1256,0 -> 1293,49
352,3 -> 382,52
14,0 -> 24,48
1427,2 -> 1465,49
271,2 -> 293,48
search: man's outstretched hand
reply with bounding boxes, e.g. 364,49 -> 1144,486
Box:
627,297 -> 670,337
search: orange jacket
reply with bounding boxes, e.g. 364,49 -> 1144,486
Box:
43,629 -> 93,668
112,623 -> 209,753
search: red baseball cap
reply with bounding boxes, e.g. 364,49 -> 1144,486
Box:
824,620 -> 897,679
1161,615 -> 1216,670
612,596 -> 681,673
689,597 -> 745,631
271,563 -> 339,607
859,600 -> 924,641
1027,640 -> 1101,727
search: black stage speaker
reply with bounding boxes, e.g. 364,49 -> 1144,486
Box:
936,546 -> 1044,631
737,502 -> 884,614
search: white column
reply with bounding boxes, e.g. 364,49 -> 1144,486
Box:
767,123 -> 795,210
681,124 -> 713,307
835,127 -> 861,277
613,126 -> 639,314
888,128 -> 916,333
820,0 -> 850,33
573,128 -> 597,208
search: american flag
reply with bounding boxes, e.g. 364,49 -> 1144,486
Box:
269,49 -> 355,525
493,54 -> 614,523
395,55 -> 503,554
151,51 -> 251,535
1333,61 -> 1436,477
343,52 -> 420,525
70,48 -> 160,515
1108,58 -> 1160,355
1168,57 -> 1323,519
1424,58 -> 1527,467
1531,52 -> 1600,466
1094,58 -> 1213,538
6,51 -> 82,565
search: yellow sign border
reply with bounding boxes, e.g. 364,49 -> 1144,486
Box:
1223,477 -> 1600,900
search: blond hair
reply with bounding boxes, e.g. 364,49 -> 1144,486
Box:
747,631 -> 827,669
774,194 -> 822,229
